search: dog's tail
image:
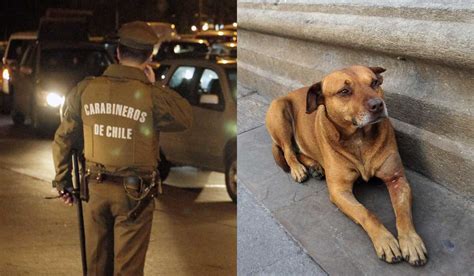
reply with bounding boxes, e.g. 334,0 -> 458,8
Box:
272,143 -> 290,173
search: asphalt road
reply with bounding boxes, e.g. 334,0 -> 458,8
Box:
0,115 -> 236,275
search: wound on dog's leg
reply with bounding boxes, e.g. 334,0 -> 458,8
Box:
377,156 -> 428,266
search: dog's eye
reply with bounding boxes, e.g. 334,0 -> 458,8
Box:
338,88 -> 352,97
371,79 -> 379,88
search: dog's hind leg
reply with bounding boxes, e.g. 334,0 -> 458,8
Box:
266,98 -> 308,182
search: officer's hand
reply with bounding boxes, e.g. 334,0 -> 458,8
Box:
58,187 -> 75,206
144,65 -> 156,84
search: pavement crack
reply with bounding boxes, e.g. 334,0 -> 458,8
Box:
238,123 -> 265,135
237,90 -> 258,99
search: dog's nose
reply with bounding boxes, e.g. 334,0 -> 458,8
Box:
367,98 -> 384,113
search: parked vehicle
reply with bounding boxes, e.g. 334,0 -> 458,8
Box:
153,38 -> 209,62
147,22 -> 178,42
195,30 -> 237,46
210,42 -> 237,58
10,41 -> 113,130
1,32 -> 37,113
154,58 -> 237,202
222,23 -> 237,31
0,41 -> 7,112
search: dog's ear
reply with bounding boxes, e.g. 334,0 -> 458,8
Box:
369,67 -> 385,85
306,82 -> 323,114
369,67 -> 386,75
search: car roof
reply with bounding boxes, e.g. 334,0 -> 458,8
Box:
163,38 -> 209,45
196,30 -> 236,37
38,41 -> 107,50
9,31 -> 37,40
158,58 -> 237,68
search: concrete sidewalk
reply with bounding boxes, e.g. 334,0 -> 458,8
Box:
237,84 -> 474,275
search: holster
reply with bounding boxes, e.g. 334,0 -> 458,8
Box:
80,171 -> 90,202
126,171 -> 160,220
79,155 -> 90,202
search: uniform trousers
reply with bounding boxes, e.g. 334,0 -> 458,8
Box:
83,179 -> 155,276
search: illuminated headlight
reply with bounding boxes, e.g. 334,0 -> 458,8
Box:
2,68 -> 9,81
45,92 -> 64,107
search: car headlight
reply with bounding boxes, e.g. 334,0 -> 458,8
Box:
46,92 -> 65,107
37,90 -> 64,108
2,68 -> 9,81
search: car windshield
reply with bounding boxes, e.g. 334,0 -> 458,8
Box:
40,48 -> 111,76
6,39 -> 33,61
226,68 -> 237,101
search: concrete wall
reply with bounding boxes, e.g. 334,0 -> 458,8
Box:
238,0 -> 474,197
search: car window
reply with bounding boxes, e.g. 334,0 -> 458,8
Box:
25,46 -> 37,68
169,66 -> 197,103
19,45 -> 32,66
198,69 -> 220,95
39,49 -> 111,76
197,68 -> 226,110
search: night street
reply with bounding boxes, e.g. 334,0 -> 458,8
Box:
0,115 -> 236,275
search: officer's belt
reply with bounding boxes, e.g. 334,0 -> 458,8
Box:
88,172 -> 154,184
86,160 -> 156,178
85,161 -> 155,180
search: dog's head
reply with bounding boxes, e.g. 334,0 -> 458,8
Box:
306,65 -> 388,129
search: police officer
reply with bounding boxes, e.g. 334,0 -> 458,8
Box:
52,21 -> 192,275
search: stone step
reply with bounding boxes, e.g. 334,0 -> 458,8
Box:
238,46 -> 474,197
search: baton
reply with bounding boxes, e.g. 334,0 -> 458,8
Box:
72,151 -> 87,276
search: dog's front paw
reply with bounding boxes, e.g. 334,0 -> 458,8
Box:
398,232 -> 428,266
372,230 -> 402,264
290,163 -> 308,183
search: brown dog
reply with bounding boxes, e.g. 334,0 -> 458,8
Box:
265,66 -> 427,266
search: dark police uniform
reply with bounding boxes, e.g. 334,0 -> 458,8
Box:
52,21 -> 192,275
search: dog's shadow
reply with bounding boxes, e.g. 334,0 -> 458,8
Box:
353,177 -> 397,233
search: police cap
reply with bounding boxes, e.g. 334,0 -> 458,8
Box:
118,21 -> 158,50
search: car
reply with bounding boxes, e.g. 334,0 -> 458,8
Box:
10,40 -> 114,131
195,30 -> 237,46
153,38 -> 210,62
210,42 -> 237,58
154,58 -> 237,202
1,32 -> 37,113
147,22 -> 178,42
222,23 -> 237,31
